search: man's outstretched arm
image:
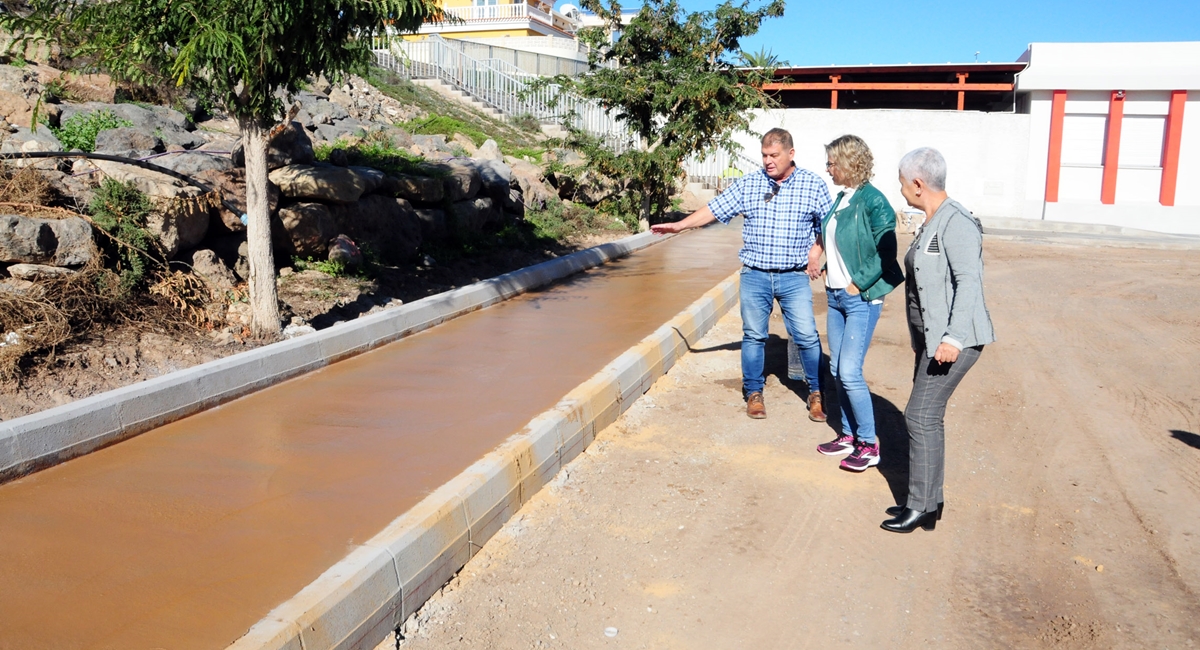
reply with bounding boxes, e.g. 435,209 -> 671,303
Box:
650,206 -> 718,234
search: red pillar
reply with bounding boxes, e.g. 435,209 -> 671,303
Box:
1160,90 -> 1187,206
1101,90 -> 1126,205
1045,90 -> 1067,203
956,73 -> 968,111
830,75 -> 840,110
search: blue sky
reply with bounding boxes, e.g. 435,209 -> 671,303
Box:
558,0 -> 1200,66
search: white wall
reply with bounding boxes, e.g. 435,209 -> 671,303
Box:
741,109 -> 1032,220
1022,92 -> 1200,235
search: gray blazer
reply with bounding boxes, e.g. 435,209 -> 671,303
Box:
909,198 -> 996,354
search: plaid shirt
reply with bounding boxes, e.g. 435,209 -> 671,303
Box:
708,165 -> 832,270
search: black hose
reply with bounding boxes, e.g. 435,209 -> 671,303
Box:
0,151 -> 245,218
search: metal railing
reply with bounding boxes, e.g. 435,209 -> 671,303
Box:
371,35 -> 752,187
682,148 -> 761,190
374,35 -> 636,152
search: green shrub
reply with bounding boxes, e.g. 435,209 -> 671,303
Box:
52,110 -> 134,152
313,133 -> 427,176
404,115 -> 488,146
89,178 -> 160,293
293,256 -> 348,277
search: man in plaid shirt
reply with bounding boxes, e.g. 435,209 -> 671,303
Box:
652,128 -> 832,421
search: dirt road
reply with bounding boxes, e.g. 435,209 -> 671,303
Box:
383,235 -> 1200,649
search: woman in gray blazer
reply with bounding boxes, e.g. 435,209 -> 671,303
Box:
882,147 -> 995,534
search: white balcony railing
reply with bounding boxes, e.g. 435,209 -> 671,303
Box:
433,2 -> 555,25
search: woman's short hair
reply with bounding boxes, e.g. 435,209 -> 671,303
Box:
825,135 -> 873,188
899,147 -> 947,191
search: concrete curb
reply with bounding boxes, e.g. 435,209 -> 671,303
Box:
225,270 -> 741,650
0,231 -> 663,485
980,217 -> 1200,250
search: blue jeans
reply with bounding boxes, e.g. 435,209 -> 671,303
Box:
826,288 -> 883,443
739,267 -> 822,395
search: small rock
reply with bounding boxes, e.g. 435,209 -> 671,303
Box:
282,323 -> 317,338
0,214 -> 95,266
327,234 -> 363,267
475,138 -> 502,161
6,263 -> 77,281
191,249 -> 237,291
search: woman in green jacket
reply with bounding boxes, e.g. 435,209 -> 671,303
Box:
815,135 -> 905,472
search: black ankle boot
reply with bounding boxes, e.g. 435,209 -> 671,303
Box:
885,502 -> 943,520
881,507 -> 938,533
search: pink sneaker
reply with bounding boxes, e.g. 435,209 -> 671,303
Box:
840,441 -> 880,472
817,434 -> 855,456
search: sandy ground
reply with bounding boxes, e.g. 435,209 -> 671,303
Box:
378,235 -> 1200,650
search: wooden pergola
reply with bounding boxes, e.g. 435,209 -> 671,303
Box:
761,63 -> 1028,112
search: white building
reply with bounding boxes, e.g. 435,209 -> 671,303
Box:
736,42 -> 1199,235
1017,42 -> 1198,233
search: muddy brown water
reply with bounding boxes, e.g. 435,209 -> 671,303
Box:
0,225 -> 741,650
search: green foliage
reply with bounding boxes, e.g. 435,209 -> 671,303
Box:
541,0 -> 783,222
51,110 -> 133,152
506,146 -> 546,162
293,256 -> 350,278
88,178 -> 160,293
312,131 -> 427,176
405,115 -> 488,146
1,0 -> 442,129
524,198 -> 629,241
740,46 -> 787,69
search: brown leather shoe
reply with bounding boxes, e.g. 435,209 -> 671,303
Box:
746,392 -> 766,419
807,392 -> 827,422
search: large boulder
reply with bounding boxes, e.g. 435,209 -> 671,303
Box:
269,164 -> 370,204
468,158 -> 513,203
278,202 -> 338,259
413,208 -> 447,242
440,162 -> 481,203
381,174 -> 443,204
0,65 -> 58,128
329,195 -> 422,262
153,150 -> 235,176
91,161 -> 211,257
0,214 -> 95,266
314,119 -> 368,144
193,168 -> 280,235
412,134 -> 450,153
347,166 -> 385,195
190,249 -> 237,291
7,263 -> 77,281
231,121 -> 314,170
447,197 -> 500,236
474,138 -> 502,161
0,125 -> 62,154
59,102 -> 197,149
93,126 -> 163,158
506,157 -> 555,210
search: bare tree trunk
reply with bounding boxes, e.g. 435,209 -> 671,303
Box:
239,118 -> 281,338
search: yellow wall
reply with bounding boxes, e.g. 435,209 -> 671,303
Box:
403,28 -> 541,41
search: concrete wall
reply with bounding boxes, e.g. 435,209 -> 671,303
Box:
1022,90 -> 1200,235
740,108 -> 1033,220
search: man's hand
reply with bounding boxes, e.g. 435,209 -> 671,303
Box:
650,206 -> 717,236
933,343 -> 960,364
806,241 -> 824,280
845,282 -> 860,296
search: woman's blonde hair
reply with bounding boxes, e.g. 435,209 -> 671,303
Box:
825,135 -> 874,188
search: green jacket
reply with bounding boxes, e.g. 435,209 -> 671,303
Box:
821,182 -> 905,302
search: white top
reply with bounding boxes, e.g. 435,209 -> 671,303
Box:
824,187 -> 855,290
